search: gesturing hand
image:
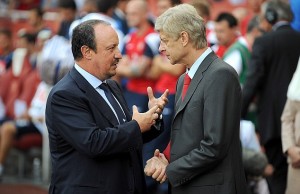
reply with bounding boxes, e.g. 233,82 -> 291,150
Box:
132,105 -> 159,133
147,87 -> 169,116
144,149 -> 169,183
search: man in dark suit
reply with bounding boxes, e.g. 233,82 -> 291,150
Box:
241,1 -> 300,194
45,19 -> 169,194
144,4 -> 249,194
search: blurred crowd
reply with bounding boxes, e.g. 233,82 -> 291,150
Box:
0,0 -> 300,194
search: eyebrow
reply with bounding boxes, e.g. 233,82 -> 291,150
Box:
105,44 -> 118,49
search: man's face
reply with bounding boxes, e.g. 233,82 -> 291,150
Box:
159,31 -> 184,65
0,34 -> 10,51
156,0 -> 172,16
126,1 -> 146,28
59,8 -> 76,22
91,25 -> 122,80
215,20 -> 237,47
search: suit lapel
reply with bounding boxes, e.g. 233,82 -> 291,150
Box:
174,52 -> 218,119
69,68 -> 119,126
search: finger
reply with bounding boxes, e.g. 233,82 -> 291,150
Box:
159,153 -> 169,164
148,105 -> 158,114
147,87 -> 155,100
152,120 -> 156,126
144,163 -> 155,176
152,167 -> 162,179
153,113 -> 159,120
156,168 -> 166,182
160,174 -> 167,184
161,89 -> 169,99
132,105 -> 139,114
154,149 -> 160,157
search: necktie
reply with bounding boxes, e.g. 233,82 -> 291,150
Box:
99,83 -> 126,124
182,73 -> 191,100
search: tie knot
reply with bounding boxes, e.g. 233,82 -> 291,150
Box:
99,83 -> 109,91
184,74 -> 191,86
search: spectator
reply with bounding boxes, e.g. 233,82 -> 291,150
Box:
0,37 -> 72,179
240,120 -> 273,194
212,12 -> 239,58
0,28 -> 13,74
69,0 -> 124,49
241,1 -> 300,194
57,0 -> 77,40
281,57 -> 300,194
239,0 -> 266,36
27,6 -> 48,34
223,15 -> 263,85
112,0 -> 130,35
0,32 -> 38,124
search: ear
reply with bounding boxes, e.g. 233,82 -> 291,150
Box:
180,31 -> 189,47
81,45 -> 92,60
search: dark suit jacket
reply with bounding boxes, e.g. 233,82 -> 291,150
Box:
241,24 -> 300,145
166,52 -> 248,194
46,67 -> 162,194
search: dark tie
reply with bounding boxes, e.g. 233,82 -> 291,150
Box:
99,83 -> 126,124
182,73 -> 191,101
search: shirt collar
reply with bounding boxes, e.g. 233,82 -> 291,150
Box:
74,63 -> 102,89
187,47 -> 212,79
272,21 -> 289,31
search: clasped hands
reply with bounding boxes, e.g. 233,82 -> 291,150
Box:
144,149 -> 169,183
132,87 -> 169,133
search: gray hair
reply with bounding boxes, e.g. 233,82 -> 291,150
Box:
262,0 -> 293,23
155,3 -> 207,49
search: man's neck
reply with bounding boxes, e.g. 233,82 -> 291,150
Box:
136,22 -> 151,36
186,47 -> 208,69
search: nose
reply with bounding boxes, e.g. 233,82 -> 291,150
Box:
159,42 -> 166,53
115,48 -> 122,59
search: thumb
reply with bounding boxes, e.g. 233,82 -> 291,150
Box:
154,149 -> 160,157
149,105 -> 158,114
147,87 -> 155,100
132,105 -> 139,114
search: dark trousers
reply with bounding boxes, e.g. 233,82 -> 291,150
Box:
264,138 -> 288,194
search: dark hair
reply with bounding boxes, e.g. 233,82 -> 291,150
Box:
170,0 -> 181,6
264,0 -> 293,24
0,28 -> 12,38
30,6 -> 44,18
97,0 -> 119,14
58,0 -> 77,10
71,20 -> 110,60
20,33 -> 37,44
215,12 -> 238,28
190,0 -> 210,18
247,15 -> 260,33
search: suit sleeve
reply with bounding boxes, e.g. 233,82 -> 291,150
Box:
241,37 -> 266,117
166,66 -> 242,187
47,89 -> 143,158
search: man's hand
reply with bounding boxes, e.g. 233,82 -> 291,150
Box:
263,164 -> 274,177
132,105 -> 159,133
144,149 -> 169,183
288,146 -> 300,168
147,87 -> 169,116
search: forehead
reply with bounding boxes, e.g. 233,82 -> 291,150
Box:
94,24 -> 119,45
159,31 -> 171,39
